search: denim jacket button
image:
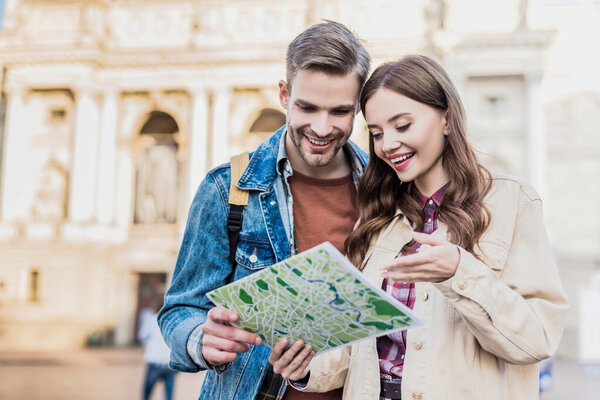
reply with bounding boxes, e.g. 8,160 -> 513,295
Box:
249,254 -> 258,263
270,200 -> 276,206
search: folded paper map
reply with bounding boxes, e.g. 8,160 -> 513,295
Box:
207,242 -> 423,355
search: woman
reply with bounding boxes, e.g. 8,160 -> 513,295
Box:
271,55 -> 568,400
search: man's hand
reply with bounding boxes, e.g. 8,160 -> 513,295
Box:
268,338 -> 314,381
380,231 -> 460,283
201,307 -> 263,366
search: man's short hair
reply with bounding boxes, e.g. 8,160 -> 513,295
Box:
286,20 -> 371,92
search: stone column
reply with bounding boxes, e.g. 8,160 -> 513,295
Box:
1,86 -> 27,220
525,74 -> 546,200
114,144 -> 134,230
96,90 -> 119,225
187,87 -> 210,207
210,87 -> 231,168
69,87 -> 101,222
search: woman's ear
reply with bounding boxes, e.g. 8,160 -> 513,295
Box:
442,111 -> 449,136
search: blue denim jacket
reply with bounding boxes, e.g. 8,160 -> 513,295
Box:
158,126 -> 368,399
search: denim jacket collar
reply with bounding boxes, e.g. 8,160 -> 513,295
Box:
237,125 -> 368,191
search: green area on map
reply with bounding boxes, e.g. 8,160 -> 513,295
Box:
207,242 -> 421,354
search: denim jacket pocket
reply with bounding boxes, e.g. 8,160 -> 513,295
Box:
477,239 -> 509,271
235,234 -> 277,271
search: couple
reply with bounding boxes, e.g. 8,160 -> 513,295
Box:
158,21 -> 568,400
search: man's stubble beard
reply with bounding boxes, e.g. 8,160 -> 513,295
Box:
288,123 -> 353,168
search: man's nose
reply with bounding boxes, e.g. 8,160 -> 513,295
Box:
310,112 -> 334,137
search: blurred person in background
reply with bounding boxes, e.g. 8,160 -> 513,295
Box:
138,302 -> 177,400
272,55 -> 569,400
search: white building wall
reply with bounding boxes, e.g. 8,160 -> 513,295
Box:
0,0 -> 597,354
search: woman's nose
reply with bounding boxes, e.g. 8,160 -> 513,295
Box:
381,131 -> 400,153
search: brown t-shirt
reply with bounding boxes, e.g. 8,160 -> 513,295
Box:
288,170 -> 358,254
282,170 -> 358,400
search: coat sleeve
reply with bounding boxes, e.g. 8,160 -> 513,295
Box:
434,196 -> 569,365
292,346 -> 352,392
158,170 -> 232,373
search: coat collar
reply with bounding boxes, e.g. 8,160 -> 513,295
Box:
236,125 -> 368,192
359,212 -> 451,271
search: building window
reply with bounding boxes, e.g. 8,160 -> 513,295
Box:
49,108 -> 66,123
134,111 -> 180,225
249,108 -> 286,134
29,269 -> 40,302
485,95 -> 507,116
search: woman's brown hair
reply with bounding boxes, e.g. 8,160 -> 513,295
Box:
345,55 -> 492,268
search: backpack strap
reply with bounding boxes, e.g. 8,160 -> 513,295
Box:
227,152 -> 250,269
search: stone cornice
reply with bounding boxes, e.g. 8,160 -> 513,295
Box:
0,45 -> 287,68
439,29 -> 556,52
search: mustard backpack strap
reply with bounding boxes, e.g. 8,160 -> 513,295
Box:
228,152 -> 250,206
226,152 -> 250,271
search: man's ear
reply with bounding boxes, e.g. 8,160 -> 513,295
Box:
279,80 -> 290,109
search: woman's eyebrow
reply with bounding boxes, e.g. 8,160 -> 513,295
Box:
387,112 -> 411,124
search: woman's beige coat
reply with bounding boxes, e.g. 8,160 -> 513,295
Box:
297,175 -> 569,400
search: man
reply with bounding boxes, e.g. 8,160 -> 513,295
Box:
158,21 -> 371,400
138,302 -> 177,400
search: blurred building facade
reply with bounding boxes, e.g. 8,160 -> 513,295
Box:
0,0 -> 598,359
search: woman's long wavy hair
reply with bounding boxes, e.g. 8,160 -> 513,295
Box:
346,55 -> 492,268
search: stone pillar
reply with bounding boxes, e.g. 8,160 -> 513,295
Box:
69,87 -> 101,222
187,87 -> 210,206
1,86 -> 27,220
580,273 -> 600,362
2,0 -> 20,32
96,90 -> 119,225
210,87 -> 231,168
525,74 -> 546,200
114,145 -> 134,230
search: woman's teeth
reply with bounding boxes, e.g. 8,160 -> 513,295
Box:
390,153 -> 415,163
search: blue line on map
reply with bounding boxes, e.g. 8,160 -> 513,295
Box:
281,261 -> 366,325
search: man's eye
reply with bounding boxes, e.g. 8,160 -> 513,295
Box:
331,109 -> 351,116
300,106 -> 316,112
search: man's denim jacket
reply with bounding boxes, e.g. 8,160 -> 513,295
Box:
158,126 -> 368,400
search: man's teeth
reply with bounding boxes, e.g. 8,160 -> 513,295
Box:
390,153 -> 414,163
307,137 -> 332,146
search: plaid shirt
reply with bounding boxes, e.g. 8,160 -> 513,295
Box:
377,183 -> 448,378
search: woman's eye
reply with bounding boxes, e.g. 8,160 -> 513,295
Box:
396,123 -> 411,132
370,132 -> 383,140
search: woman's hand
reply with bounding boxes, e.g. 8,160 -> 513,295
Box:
380,231 -> 460,283
268,338 -> 314,381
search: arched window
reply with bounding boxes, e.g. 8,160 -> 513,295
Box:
249,108 -> 286,134
134,111 -> 180,225
140,111 -> 179,134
